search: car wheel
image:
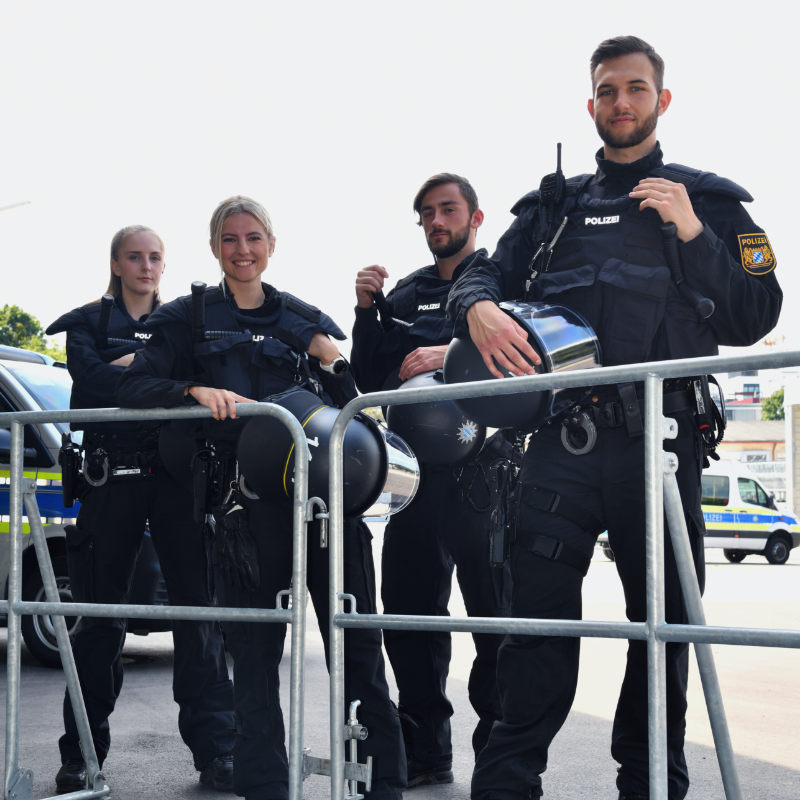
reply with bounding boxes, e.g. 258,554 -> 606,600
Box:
20,556 -> 80,668
602,546 -> 615,562
764,536 -> 791,565
723,549 -> 746,563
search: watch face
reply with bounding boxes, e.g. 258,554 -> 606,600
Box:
333,357 -> 347,374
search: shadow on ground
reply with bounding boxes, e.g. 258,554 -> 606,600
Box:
0,629 -> 797,799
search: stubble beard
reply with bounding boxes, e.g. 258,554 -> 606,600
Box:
427,221 -> 471,259
596,100 -> 660,149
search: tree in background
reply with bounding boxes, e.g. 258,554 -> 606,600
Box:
762,387 -> 785,421
0,305 -> 67,361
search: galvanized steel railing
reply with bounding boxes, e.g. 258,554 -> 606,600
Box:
0,403 -> 312,800
327,349 -> 800,800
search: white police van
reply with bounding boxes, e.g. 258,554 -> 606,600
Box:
0,344 -> 168,667
598,460 -> 800,565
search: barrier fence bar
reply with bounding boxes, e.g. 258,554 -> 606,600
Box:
0,402 -> 311,800
328,348 -> 800,800
663,470 -> 743,800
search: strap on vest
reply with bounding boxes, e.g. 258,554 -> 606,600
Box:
389,279 -> 417,319
519,486 -> 604,538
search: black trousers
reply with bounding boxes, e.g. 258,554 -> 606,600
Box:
60,469 -> 235,770
471,408 -> 705,800
382,461 -> 507,765
216,496 -> 406,800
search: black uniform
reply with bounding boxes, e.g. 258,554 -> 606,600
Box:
351,250 -> 506,773
116,282 -> 407,800
446,146 -> 782,800
46,296 -> 236,771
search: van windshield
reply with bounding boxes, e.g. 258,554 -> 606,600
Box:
3,362 -> 73,435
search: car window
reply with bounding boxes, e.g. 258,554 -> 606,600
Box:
2,361 -> 72,434
738,477 -> 770,508
701,475 -> 729,506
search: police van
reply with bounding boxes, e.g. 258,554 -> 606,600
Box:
0,344 -> 168,667
598,460 -> 800,565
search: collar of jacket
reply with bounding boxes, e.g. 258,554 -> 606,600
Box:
220,279 -> 281,313
594,142 -> 664,189
417,248 -> 489,283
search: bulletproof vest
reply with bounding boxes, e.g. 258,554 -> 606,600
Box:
191,287 -> 326,406
523,164 -> 750,366
390,271 -> 455,347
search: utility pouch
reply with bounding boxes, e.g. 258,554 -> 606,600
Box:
58,434 -> 83,508
211,501 -> 261,593
488,443 -> 524,568
191,442 -> 213,524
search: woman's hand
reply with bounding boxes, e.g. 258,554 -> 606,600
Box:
307,332 -> 340,365
186,386 -> 254,420
109,353 -> 135,367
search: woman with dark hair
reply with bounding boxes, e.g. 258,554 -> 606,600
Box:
46,226 -> 236,794
116,196 -> 407,800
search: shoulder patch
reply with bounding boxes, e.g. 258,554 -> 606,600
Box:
737,233 -> 776,275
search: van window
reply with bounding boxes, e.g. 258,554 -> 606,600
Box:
701,475 -> 729,506
738,477 -> 770,508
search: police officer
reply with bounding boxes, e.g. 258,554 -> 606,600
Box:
46,226 -> 236,793
352,174 -> 508,787
116,196 -> 406,800
445,37 -> 782,800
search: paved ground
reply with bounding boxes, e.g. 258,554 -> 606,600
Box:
0,527 -> 798,799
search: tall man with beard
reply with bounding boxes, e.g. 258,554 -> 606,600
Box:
446,37 -> 781,800
351,174 -> 508,788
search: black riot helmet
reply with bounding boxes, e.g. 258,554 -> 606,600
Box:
443,302 -> 601,430
385,369 -> 485,467
237,388 -> 418,518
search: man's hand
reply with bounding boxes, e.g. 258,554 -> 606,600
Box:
307,332 -> 340,365
356,265 -> 389,309
109,353 -> 135,367
186,386 -> 254,420
465,300 -> 540,379
629,178 -> 704,242
399,345 -> 448,382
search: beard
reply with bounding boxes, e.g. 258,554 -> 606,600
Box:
427,220 -> 471,259
596,100 -> 659,149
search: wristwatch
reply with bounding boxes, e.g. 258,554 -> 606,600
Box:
319,355 -> 347,375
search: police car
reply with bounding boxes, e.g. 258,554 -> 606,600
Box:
0,344 -> 168,667
598,460 -> 800,565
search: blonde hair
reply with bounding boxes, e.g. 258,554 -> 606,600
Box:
209,196 -> 275,291
103,224 -> 165,307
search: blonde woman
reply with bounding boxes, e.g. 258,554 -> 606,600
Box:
118,197 -> 407,800
46,226 -> 235,793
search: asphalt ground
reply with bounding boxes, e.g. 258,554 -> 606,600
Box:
0,526 -> 798,799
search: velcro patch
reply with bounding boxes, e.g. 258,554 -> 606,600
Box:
737,233 -> 776,275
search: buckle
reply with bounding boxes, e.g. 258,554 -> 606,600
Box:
530,535 -> 564,560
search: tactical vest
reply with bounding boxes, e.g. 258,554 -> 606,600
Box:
191,286 -> 337,409
389,271 -> 456,346
520,164 -> 751,366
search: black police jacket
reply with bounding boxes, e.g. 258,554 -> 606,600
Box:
46,295 -> 157,435
446,145 -> 782,366
116,281 -> 357,442
351,249 -> 488,394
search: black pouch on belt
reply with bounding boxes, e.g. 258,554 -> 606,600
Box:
211,502 -> 261,593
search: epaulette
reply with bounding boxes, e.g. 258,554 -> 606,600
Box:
281,292 -> 321,323
510,174 -> 594,216
45,306 -> 91,336
651,163 -> 753,203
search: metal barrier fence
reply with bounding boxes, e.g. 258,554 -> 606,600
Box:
327,349 -> 800,800
0,403 -> 314,800
2,349 -> 800,800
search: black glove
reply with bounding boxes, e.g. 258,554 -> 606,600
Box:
211,502 -> 261,593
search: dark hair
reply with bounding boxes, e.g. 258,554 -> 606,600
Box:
413,173 -> 479,226
590,36 -> 664,94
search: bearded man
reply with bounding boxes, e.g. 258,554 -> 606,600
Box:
351,174 -> 511,787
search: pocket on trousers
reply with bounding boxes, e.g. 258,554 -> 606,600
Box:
64,524 -> 93,604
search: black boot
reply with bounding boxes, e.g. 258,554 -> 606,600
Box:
406,757 -> 454,788
199,754 -> 234,791
55,759 -> 87,794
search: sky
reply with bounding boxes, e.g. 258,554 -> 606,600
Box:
0,1 -> 796,363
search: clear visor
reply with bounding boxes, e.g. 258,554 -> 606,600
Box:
363,427 -> 420,518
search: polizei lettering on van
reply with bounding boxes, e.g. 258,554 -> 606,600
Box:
417,303 -> 441,311
585,215 -> 620,226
